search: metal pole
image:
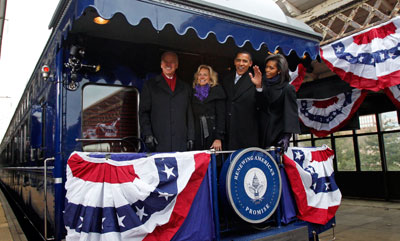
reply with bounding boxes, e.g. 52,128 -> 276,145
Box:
44,157 -> 55,241
210,153 -> 220,241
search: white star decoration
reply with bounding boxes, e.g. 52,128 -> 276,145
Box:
389,52 -> 394,58
294,151 -> 303,160
370,58 -> 375,63
159,191 -> 174,201
162,164 -> 176,179
335,45 -> 342,53
325,182 -> 331,191
102,217 -> 106,229
117,214 -> 126,227
358,56 -> 364,62
379,52 -> 385,60
136,206 -> 148,221
346,55 -> 352,61
78,216 -> 83,228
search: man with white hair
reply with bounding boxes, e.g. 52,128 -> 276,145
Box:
139,51 -> 195,152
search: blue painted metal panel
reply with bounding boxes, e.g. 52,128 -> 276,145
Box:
54,48 -> 67,240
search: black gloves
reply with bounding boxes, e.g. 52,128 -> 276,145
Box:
187,140 -> 194,151
145,135 -> 158,152
277,133 -> 291,153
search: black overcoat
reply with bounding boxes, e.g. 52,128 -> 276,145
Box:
139,74 -> 195,152
191,84 -> 226,150
222,71 -> 259,150
256,80 -> 300,148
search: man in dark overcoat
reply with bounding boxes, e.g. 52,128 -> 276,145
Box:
222,51 -> 259,150
139,51 -> 195,152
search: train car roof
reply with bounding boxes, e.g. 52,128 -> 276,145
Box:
48,0 -> 322,59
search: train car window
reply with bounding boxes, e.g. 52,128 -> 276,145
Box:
82,84 -> 139,152
23,123 -> 29,162
12,136 -> 17,165
20,128 -> 24,163
30,104 -> 42,162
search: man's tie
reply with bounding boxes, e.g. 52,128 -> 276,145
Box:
234,75 -> 241,84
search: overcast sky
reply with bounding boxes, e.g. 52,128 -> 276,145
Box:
0,0 -> 59,140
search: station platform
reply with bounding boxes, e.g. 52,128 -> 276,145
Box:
0,188 -> 27,241
319,198 -> 400,241
0,192 -> 398,240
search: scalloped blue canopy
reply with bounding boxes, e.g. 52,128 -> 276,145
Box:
52,0 -> 321,59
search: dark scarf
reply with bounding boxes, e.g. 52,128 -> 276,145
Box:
194,84 -> 210,101
265,74 -> 281,86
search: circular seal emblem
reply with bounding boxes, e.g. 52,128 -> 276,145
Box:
225,148 -> 282,223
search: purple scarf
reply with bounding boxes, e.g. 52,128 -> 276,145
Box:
194,84 -> 210,101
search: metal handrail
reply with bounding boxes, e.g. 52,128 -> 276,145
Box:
44,157 -> 55,241
75,136 -> 143,142
1,166 -> 54,170
76,138 -> 128,141
207,146 -> 279,154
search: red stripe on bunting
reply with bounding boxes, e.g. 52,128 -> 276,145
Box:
283,155 -> 339,225
311,148 -> 335,163
68,153 -> 138,183
353,22 -> 396,45
144,152 -> 211,241
321,48 -> 400,91
312,97 -> 339,108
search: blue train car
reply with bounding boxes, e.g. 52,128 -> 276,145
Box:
0,0 -> 324,240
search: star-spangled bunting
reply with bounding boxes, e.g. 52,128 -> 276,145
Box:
289,63 -> 306,92
321,16 -> 400,91
283,146 -> 341,225
298,88 -> 368,137
63,151 -> 212,241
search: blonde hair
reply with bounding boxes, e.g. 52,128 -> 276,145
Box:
193,65 -> 218,88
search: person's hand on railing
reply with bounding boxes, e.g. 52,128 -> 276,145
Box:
187,140 -> 194,151
277,133 -> 291,153
145,135 -> 158,152
210,139 -> 222,151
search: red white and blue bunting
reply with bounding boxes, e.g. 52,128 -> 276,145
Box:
289,63 -> 306,92
283,146 -> 341,225
298,89 -> 368,137
321,16 -> 400,92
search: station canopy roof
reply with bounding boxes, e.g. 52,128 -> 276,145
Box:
49,0 -> 322,59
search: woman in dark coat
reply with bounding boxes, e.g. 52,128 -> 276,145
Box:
250,54 -> 300,152
191,65 -> 226,151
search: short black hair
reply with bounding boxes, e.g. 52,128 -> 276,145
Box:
235,50 -> 253,61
